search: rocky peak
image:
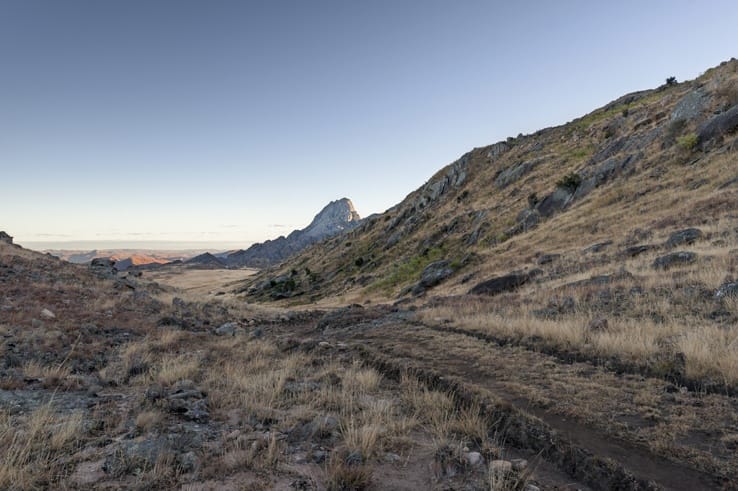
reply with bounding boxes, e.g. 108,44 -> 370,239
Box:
225,198 -> 362,268
0,231 -> 13,245
302,198 -> 361,239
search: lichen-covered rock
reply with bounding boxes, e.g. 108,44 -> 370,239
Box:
652,251 -> 697,269
665,228 -> 703,248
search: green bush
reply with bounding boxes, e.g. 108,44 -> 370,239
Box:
677,133 -> 698,151
556,172 -> 582,192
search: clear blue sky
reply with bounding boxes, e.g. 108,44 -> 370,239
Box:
2,0 -> 737,249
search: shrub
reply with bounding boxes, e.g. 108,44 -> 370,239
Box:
677,133 -> 698,151
556,172 -> 582,192
666,76 -> 677,86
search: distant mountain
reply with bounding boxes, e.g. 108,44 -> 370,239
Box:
226,198 -> 361,268
45,249 -> 210,269
185,252 -> 226,268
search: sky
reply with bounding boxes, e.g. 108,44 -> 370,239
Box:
2,1 -> 737,250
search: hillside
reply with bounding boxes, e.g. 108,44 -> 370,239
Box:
241,59 -> 738,304
225,198 -> 361,268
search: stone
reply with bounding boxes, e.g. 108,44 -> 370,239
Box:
89,258 -> 117,278
70,459 -> 106,485
536,253 -> 560,265
715,281 -> 738,299
587,318 -> 609,331
465,451 -> 484,466
412,260 -> 456,295
40,308 -> 56,320
510,458 -> 528,471
583,240 -> 613,254
495,158 -> 543,189
524,485 -> 541,491
469,272 -> 531,296
671,89 -> 709,123
0,231 -> 13,245
698,103 -> 738,147
653,251 -> 697,269
384,452 -> 402,464
624,244 -> 655,257
665,228 -> 703,248
178,451 -> 199,473
215,322 -> 238,336
535,187 -> 573,218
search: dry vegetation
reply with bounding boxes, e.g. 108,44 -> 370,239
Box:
4,59 -> 738,490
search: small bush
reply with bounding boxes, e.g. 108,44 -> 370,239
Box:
666,76 -> 677,86
677,133 -> 698,151
556,172 -> 582,192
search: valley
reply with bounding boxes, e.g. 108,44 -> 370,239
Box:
2,58 -> 738,490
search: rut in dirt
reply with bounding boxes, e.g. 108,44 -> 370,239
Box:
280,308 -> 729,490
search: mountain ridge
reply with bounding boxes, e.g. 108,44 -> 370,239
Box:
240,58 -> 738,302
225,197 -> 361,268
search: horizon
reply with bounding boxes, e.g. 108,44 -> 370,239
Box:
3,1 -> 738,245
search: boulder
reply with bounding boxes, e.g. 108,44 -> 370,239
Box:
215,322 -> 238,336
715,281 -> 738,299
537,253 -> 561,265
623,244 -> 655,257
89,258 -> 117,278
583,240 -> 613,254
469,272 -> 531,296
698,104 -> 738,147
665,228 -> 703,248
495,158 -> 543,189
652,251 -> 697,269
535,188 -> 574,218
412,260 -> 456,295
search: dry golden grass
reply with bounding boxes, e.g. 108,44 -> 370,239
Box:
0,405 -> 83,489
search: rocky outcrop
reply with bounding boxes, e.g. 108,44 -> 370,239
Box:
665,228 -> 703,248
698,104 -> 738,147
227,198 -> 361,268
0,231 -> 12,245
469,270 -> 541,296
652,251 -> 697,269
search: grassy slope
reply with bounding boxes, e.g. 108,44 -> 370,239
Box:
240,59 -> 738,305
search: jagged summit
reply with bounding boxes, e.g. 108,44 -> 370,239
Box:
226,198 -> 362,268
301,198 -> 361,240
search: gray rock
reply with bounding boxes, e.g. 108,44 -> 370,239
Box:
0,231 -> 13,245
537,253 -> 561,265
465,451 -> 484,466
535,187 -> 573,218
510,458 -> 528,471
412,260 -> 456,295
40,308 -> 56,320
583,240 -> 613,254
653,251 -> 697,269
623,244 -> 655,257
587,318 -> 609,331
177,451 -> 199,473
698,104 -> 738,147
715,281 -> 738,299
469,272 -> 531,296
671,89 -> 709,123
89,258 -> 117,278
215,322 -> 238,336
666,228 -> 703,248
495,158 -> 543,189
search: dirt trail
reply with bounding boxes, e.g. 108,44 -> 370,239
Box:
274,309 -> 735,490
